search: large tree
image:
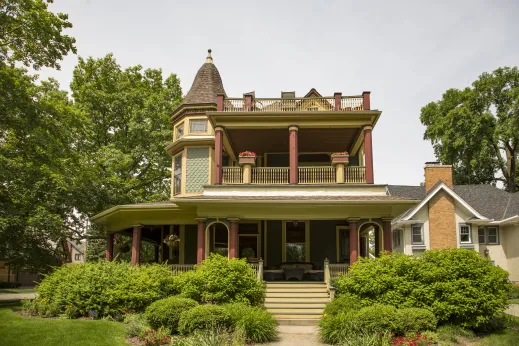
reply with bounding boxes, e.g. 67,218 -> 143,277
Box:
420,66 -> 519,192
70,54 -> 182,260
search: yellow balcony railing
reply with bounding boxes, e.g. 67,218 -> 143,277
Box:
251,167 -> 289,184
298,166 -> 336,184
222,167 -> 243,184
222,96 -> 364,112
345,166 -> 366,183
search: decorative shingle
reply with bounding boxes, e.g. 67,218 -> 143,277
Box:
182,50 -> 226,105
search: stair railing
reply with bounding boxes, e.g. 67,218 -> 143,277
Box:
257,258 -> 264,281
324,258 -> 335,300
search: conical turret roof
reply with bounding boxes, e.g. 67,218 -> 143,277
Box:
182,49 -> 226,105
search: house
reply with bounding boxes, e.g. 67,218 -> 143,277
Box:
90,50 -> 519,283
67,240 -> 86,264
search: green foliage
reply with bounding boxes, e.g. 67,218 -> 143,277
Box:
174,254 -> 265,305
139,327 -> 171,346
395,308 -> 437,335
178,305 -> 232,335
510,283 -> 519,299
420,66 -> 519,192
333,249 -> 512,327
323,293 -> 362,316
177,328 -> 246,346
223,302 -> 277,343
123,313 -> 149,338
144,296 -> 198,333
436,325 -> 475,344
0,282 -> 21,288
26,261 -> 177,317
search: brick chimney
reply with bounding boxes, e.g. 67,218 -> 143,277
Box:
424,162 -> 453,192
424,162 -> 456,249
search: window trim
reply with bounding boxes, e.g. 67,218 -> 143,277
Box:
411,224 -> 424,245
282,220 -> 310,262
392,229 -> 401,248
459,223 -> 472,244
478,226 -> 500,245
174,121 -> 185,141
189,119 -> 208,134
173,152 -> 183,196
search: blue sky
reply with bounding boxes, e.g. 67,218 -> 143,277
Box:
39,0 -> 519,185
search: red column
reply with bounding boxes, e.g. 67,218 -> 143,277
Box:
349,218 -> 359,265
334,92 -> 342,111
382,218 -> 392,253
363,126 -> 374,184
131,225 -> 142,266
216,94 -> 224,111
362,91 -> 371,110
214,126 -> 223,184
196,218 -> 206,264
106,234 -> 114,261
228,218 -> 239,258
289,125 -> 299,184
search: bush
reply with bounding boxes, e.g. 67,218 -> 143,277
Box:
139,328 -> 171,345
174,254 -> 265,305
223,302 -> 277,343
333,249 -> 512,327
395,308 -> 437,335
179,328 -> 246,346
0,282 -> 22,288
178,305 -> 232,335
437,325 -> 475,344
323,293 -> 362,317
26,261 -> 178,317
144,296 -> 198,333
123,313 -> 149,338
510,283 -> 519,299
354,304 -> 398,333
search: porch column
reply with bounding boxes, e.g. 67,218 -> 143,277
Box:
334,92 -> 342,111
382,218 -> 392,253
105,233 -> 114,261
131,224 -> 142,266
349,218 -> 359,265
374,227 -> 381,257
215,126 -> 224,185
196,218 -> 206,264
289,125 -> 299,184
363,126 -> 374,184
228,218 -> 240,259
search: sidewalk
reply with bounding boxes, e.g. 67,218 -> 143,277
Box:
0,293 -> 35,301
263,326 -> 323,346
506,304 -> 519,317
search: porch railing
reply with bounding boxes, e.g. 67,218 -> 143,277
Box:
249,259 -> 264,281
329,264 -> 348,279
345,166 -> 366,183
222,167 -> 243,184
222,96 -> 364,112
251,167 -> 289,184
170,264 -> 195,274
299,166 -> 335,184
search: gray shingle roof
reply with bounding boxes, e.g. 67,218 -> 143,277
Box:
182,53 -> 226,105
388,184 -> 519,221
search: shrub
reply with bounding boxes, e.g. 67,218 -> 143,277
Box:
123,313 -> 149,338
27,261 -> 178,317
436,325 -> 475,344
510,283 -> 519,299
354,304 -> 398,333
178,305 -> 232,335
333,249 -> 512,327
180,328 -> 246,346
395,308 -> 437,335
319,312 -> 358,344
139,327 -> 171,345
175,254 -> 265,305
144,296 -> 198,333
323,293 -> 362,316
223,302 -> 277,343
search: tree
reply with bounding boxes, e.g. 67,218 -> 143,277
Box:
0,0 -> 76,69
420,67 -> 519,192
69,54 -> 182,259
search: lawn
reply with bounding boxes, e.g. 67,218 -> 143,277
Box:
0,303 -> 128,346
509,299 -> 519,304
0,288 -> 35,294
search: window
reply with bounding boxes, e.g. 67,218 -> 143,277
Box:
478,226 -> 499,245
74,254 -> 81,261
189,119 -> 208,133
392,229 -> 401,247
411,224 -> 424,245
175,122 -> 184,140
459,224 -> 472,244
285,221 -> 306,262
173,153 -> 182,195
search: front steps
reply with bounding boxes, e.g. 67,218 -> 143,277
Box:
264,282 -> 329,326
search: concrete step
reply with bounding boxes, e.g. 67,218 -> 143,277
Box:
274,314 -> 323,320
277,319 -> 320,326
266,288 -> 328,293
266,292 -> 329,298
265,282 -> 325,287
265,297 -> 330,304
269,308 -> 323,315
265,303 -> 326,309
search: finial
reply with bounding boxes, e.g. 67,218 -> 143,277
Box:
206,49 -> 213,63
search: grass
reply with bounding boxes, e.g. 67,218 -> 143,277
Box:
0,288 -> 35,294
476,330 -> 519,346
509,299 -> 519,304
0,302 -> 128,346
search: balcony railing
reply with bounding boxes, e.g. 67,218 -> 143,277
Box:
220,166 -> 366,184
251,167 -> 289,184
222,96 -> 364,112
298,166 -> 335,184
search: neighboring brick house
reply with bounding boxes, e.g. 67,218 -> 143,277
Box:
391,163 -> 519,282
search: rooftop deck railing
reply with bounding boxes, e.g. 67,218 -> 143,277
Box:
222,96 -> 364,112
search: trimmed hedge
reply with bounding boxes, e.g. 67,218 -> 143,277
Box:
174,254 -> 265,305
323,293 -> 362,317
144,296 -> 198,333
26,261 -> 178,317
223,302 -> 277,343
333,249 -> 512,327
178,304 -> 232,335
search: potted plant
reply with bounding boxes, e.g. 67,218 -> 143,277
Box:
331,151 -> 349,165
115,237 -> 130,253
164,234 -> 180,248
238,151 -> 257,166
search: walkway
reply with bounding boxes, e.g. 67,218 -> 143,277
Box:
0,293 -> 35,301
506,304 -> 519,317
263,326 -> 323,346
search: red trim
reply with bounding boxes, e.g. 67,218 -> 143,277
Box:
216,94 -> 224,112
106,234 -> 114,261
197,220 -> 206,264
131,226 -> 141,266
215,128 -> 223,184
228,220 -> 239,258
334,92 -> 341,111
349,220 -> 359,264
364,128 -> 374,184
383,219 -> 392,253
289,128 -> 298,184
362,91 -> 371,110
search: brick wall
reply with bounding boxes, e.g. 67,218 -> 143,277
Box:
425,164 -> 453,192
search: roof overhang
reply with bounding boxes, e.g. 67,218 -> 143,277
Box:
489,215 -> 519,225
165,136 -> 214,156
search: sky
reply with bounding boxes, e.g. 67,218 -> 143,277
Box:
39,0 -> 519,186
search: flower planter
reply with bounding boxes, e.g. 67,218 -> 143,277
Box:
238,156 -> 256,166
165,241 -> 179,248
331,153 -> 349,165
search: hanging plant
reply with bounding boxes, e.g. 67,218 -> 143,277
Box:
164,234 -> 180,248
239,151 -> 256,157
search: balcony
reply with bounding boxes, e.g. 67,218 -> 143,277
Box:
222,166 -> 366,185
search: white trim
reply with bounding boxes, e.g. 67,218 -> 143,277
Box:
411,223 -> 424,245
489,215 -> 519,225
402,183 -> 489,222
459,223 -> 472,244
